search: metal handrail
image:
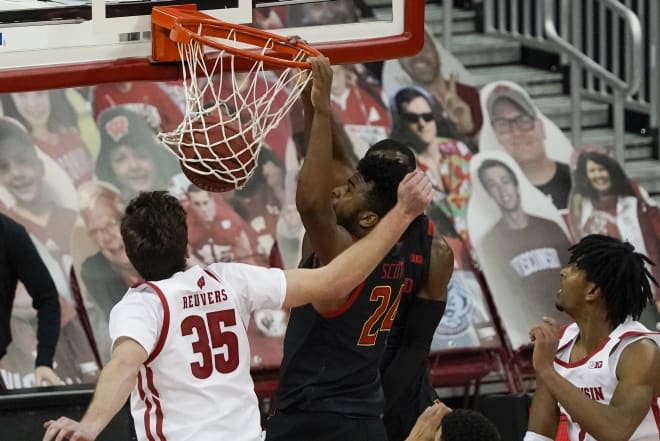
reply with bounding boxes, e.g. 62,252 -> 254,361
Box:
543,0 -> 642,96
543,0 -> 643,162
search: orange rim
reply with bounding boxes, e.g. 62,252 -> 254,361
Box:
166,14 -> 321,69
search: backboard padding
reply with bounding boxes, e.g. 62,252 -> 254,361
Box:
0,0 -> 423,92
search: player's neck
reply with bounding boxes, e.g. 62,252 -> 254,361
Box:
574,309 -> 614,352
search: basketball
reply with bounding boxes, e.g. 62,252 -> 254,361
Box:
176,109 -> 256,193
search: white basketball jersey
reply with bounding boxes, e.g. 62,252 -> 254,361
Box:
110,263 -> 285,441
554,319 -> 660,441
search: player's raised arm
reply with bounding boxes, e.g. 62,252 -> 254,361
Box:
296,56 -> 354,265
283,170 -> 432,308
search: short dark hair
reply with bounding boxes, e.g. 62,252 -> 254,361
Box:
365,138 -> 416,173
441,409 -> 500,441
568,234 -> 657,326
477,159 -> 518,189
356,154 -> 409,218
573,151 -> 634,200
121,191 -> 188,281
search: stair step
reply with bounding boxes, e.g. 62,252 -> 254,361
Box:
623,160 -> 660,193
469,65 -> 564,96
532,96 -> 610,129
567,128 -> 656,161
449,34 -> 522,66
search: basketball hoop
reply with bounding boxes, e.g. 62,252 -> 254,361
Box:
152,5 -> 321,191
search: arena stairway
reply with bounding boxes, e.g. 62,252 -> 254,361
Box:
379,0 -> 660,202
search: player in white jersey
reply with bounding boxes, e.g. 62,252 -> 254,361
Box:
42,176 -> 432,441
525,234 -> 660,441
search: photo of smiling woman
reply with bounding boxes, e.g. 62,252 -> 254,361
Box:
567,146 -> 660,324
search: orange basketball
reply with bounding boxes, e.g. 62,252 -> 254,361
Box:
177,109 -> 256,193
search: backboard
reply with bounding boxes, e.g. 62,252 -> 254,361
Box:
0,0 -> 423,92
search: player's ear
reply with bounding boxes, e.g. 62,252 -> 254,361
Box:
585,284 -> 601,302
357,210 -> 378,229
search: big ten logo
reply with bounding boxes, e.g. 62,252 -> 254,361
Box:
588,360 -> 603,369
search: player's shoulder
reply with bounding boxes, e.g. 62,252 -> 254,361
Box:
206,261 -> 283,282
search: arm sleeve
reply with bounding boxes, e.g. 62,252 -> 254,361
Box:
382,297 -> 446,407
207,263 -> 286,313
10,223 -> 61,367
109,290 -> 162,356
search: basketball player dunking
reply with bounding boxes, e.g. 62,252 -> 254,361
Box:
266,57 -> 453,441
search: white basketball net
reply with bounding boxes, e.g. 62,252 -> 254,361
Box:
158,25 -> 314,189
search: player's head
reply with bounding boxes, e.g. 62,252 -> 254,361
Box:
0,117 -> 45,205
121,191 -> 188,281
558,234 -> 657,326
365,138 -> 416,173
477,159 -> 521,213
187,185 -> 217,224
440,409 -> 500,441
78,181 -> 132,268
573,151 -> 634,200
332,154 -> 408,234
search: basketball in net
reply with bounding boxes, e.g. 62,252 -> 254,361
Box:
174,108 -> 256,193
153,7 -> 320,192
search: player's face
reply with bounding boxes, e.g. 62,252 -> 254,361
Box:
401,96 -> 437,147
556,263 -> 591,314
585,159 -> 612,195
84,195 -> 131,267
0,142 -> 44,204
332,172 -> 373,229
399,33 -> 440,84
482,165 -> 520,213
11,91 -> 51,130
491,100 -> 546,165
109,145 -> 156,193
189,191 -> 217,223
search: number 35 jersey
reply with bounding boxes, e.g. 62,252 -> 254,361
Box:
109,263 -> 286,441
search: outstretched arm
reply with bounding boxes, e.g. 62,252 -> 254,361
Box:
42,338 -> 148,441
531,321 -> 660,441
382,233 -> 453,404
296,56 -> 353,265
284,171 -> 432,308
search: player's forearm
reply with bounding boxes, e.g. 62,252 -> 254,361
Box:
538,368 -> 636,441
296,107 -> 333,214
319,204 -> 415,295
527,381 -> 559,438
80,357 -> 138,438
